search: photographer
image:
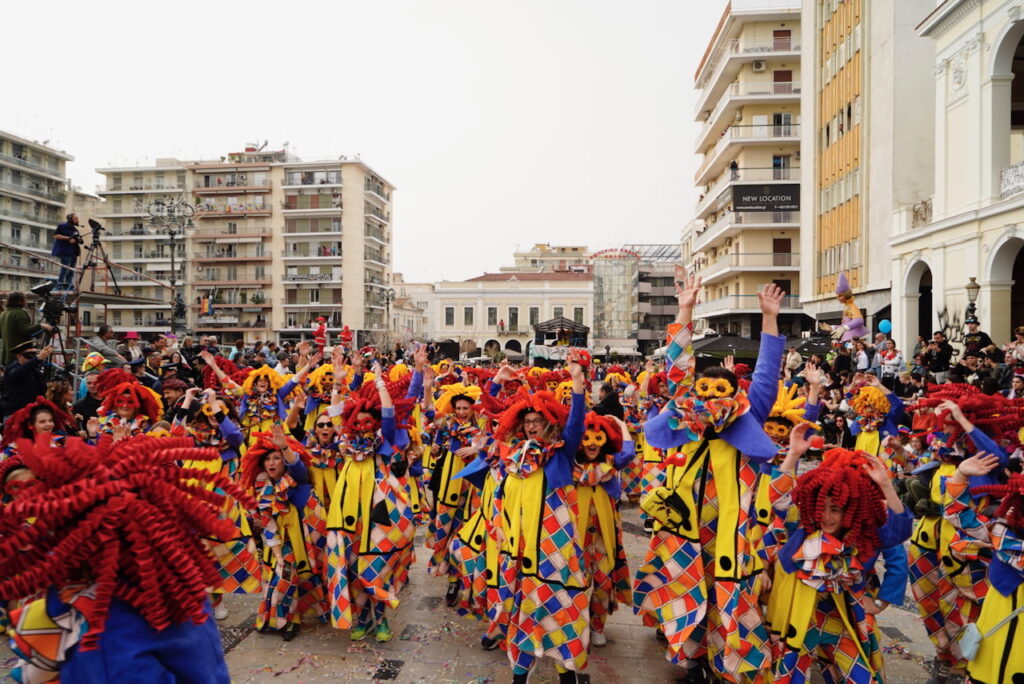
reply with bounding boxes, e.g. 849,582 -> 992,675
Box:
52,213 -> 82,291
922,331 -> 954,383
0,291 -> 53,365
1,340 -> 52,419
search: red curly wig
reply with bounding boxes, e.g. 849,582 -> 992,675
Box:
0,432 -> 252,650
582,411 -> 624,455
338,373 -> 416,438
493,390 -> 568,443
2,396 -> 76,444
793,447 -> 888,563
910,383 -> 1024,447
239,432 -> 313,492
526,369 -> 569,392
199,354 -> 245,391
972,474 -> 1024,534
646,371 -> 668,397
94,369 -> 163,422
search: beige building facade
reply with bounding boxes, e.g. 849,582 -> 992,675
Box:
689,0 -> 806,338
890,1 -> 1024,348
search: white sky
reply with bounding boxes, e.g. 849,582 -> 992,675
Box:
6,0 -> 723,282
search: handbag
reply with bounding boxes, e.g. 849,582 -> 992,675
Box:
959,603 -> 1024,661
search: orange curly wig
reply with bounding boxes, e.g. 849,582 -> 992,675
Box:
3,396 -> 76,444
239,432 -> 312,492
95,369 -> 163,422
493,390 -> 568,442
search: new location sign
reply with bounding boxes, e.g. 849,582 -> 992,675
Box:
733,183 -> 800,212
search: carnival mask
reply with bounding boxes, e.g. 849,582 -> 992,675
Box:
115,391 -> 139,410
353,415 -> 378,434
695,377 -> 734,399
582,428 -> 608,450
763,419 -> 792,441
3,476 -> 39,500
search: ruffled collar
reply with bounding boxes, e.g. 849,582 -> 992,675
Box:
504,438 -> 563,478
574,460 -> 615,487
793,530 -> 863,592
666,392 -> 751,442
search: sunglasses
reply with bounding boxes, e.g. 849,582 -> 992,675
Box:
315,422 -> 333,428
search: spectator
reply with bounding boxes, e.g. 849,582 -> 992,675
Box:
118,331 -> 145,362
52,213 -> 82,291
128,357 -> 157,389
0,292 -> 53,365
160,378 -> 189,413
1,341 -> 52,419
1006,375 -> 1024,399
853,340 -> 871,371
230,340 -> 245,364
86,324 -> 127,368
784,346 -> 802,374
962,315 -> 996,355
870,332 -> 887,375
832,343 -> 853,374
273,351 -> 291,374
1005,326 -> 1024,363
72,371 -> 103,422
592,382 -> 625,420
180,336 -> 198,363
922,331 -> 954,383
879,339 -> 904,390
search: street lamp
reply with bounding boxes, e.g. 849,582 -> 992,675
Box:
142,197 -> 194,335
382,287 -> 395,329
605,344 -> 611,360
965,276 -> 981,318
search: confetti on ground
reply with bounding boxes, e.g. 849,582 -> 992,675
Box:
273,654 -> 320,676
881,642 -> 914,659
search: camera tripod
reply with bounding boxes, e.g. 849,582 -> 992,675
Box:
75,225 -> 121,296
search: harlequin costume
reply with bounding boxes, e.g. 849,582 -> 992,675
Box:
240,433 -> 329,637
224,366 -> 298,443
905,385 -> 1017,679
943,473 -> 1024,683
847,385 -> 904,458
304,412 -> 345,508
573,412 -> 633,639
2,433 -> 247,683
324,377 -> 418,641
765,448 -> 913,683
637,370 -> 670,524
635,320 -> 783,681
490,388 -> 590,679
619,399 -> 645,503
93,369 -> 164,445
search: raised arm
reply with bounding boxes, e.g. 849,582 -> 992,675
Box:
664,269 -> 701,398
373,361 -> 396,445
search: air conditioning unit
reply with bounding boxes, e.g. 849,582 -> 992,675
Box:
752,60 -> 767,72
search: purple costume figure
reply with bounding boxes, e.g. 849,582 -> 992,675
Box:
826,271 -> 868,342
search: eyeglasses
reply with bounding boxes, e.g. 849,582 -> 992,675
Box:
522,417 -> 546,426
315,422 -> 333,428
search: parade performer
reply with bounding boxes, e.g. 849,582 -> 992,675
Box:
848,375 -> 905,458
324,362 -> 417,643
241,425 -> 328,641
1,396 -> 76,461
941,452 -> 1024,683
619,392 -> 645,505
492,350 -> 590,684
2,432 -> 247,683
93,368 -> 163,444
766,440 -> 913,683
822,271 -> 869,342
637,360 -> 670,528
313,317 -> 328,354
635,272 -> 785,683
573,412 -> 634,647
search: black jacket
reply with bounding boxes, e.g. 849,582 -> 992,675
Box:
2,357 -> 47,418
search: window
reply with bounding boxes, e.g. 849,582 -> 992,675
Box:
487,307 -> 497,326
227,222 -> 238,234
445,306 -> 455,327
529,307 -> 539,326
573,307 -> 584,324
309,289 -> 320,304
464,306 -> 474,326
254,266 -> 265,280
508,307 -> 519,332
553,306 -> 564,318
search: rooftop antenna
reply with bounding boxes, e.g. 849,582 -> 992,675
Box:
258,140 -> 268,151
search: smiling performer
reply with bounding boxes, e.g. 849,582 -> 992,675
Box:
634,270 -> 786,683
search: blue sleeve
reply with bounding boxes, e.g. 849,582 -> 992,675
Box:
849,420 -> 862,436
286,458 -> 309,485
410,459 -> 424,477
216,414 -> 244,449
877,544 -> 910,606
349,372 -> 364,392
748,334 -> 785,421
613,441 -> 636,470
303,395 -> 319,415
278,378 -> 297,400
488,380 -> 502,397
877,506 -> 914,548
561,392 -> 586,455
884,393 -> 905,430
406,371 -> 423,399
967,427 -> 1008,466
381,406 -> 396,445
424,409 -> 435,423
804,400 -> 821,424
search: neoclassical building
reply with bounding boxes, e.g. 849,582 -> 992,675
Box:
891,1 -> 1024,346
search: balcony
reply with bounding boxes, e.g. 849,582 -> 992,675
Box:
364,209 -> 390,224
695,252 -> 800,285
194,275 -> 271,286
1001,160 -> 1024,199
0,179 -> 66,204
0,153 -> 64,180
194,225 -> 272,240
197,314 -> 240,325
193,182 -> 271,195
195,201 -> 270,217
364,226 -> 388,243
0,208 -> 58,227
695,166 -> 800,219
695,37 -> 802,118
286,272 -> 341,283
284,172 -> 342,188
98,184 -> 184,194
693,210 -> 799,252
696,123 -> 801,187
193,250 -> 272,262
694,293 -> 802,318
696,81 -> 801,152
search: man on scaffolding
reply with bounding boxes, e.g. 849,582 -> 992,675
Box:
51,213 -> 82,292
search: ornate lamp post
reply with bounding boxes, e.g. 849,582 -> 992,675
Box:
142,197 -> 194,335
965,276 -> 981,319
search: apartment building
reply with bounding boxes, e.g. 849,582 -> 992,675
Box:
890,2 -> 1024,345
0,130 -> 71,292
800,0 -> 934,330
690,0 -> 806,338
499,244 -> 591,273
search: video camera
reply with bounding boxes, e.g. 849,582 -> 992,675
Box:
30,281 -> 77,326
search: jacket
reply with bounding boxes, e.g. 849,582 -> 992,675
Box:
0,307 -> 43,365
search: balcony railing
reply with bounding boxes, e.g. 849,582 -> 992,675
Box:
696,37 -> 802,108
286,272 -> 340,282
695,294 -> 802,317
364,226 -> 387,242
0,153 -> 63,178
0,208 -> 58,226
696,166 -> 801,216
699,82 -> 801,145
365,208 -> 390,223
195,202 -> 270,215
194,225 -> 272,239
697,124 -> 801,182
695,252 -> 800,281
0,179 -> 66,203
99,184 -> 184,193
1001,160 -> 1024,199
693,211 -> 799,252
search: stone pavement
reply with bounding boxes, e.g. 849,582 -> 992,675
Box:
1,505 -> 934,683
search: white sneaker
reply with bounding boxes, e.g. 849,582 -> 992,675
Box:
214,602 -> 229,620
591,630 -> 607,647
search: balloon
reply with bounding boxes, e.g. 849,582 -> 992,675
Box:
878,319 -> 892,334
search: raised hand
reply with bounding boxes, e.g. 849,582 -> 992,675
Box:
723,354 -> 735,372
758,282 -> 785,317
958,453 -> 1001,478
270,423 -> 288,450
862,455 -> 895,489
413,345 -> 429,370
674,267 -> 702,311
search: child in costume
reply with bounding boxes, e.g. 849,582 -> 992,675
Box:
174,387 -> 261,621
766,439 -> 913,683
2,432 -> 247,683
92,368 -> 164,445
941,452 -> 1024,683
635,272 -> 786,683
492,351 -> 590,684
241,425 -> 329,641
324,362 -> 418,643
1,396 -> 76,460
573,412 -> 634,647
637,361 -> 670,528
847,376 -> 905,458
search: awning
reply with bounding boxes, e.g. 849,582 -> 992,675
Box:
605,347 -> 641,356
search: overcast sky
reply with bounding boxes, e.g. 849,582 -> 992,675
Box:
6,0 -> 723,282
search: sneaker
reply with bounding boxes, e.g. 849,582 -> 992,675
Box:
281,623 -> 300,642
480,634 -> 501,651
350,622 -> 370,641
643,517 -> 655,532
591,630 -> 607,647
558,672 -> 578,684
512,671 -> 533,684
445,581 -> 459,607
213,602 -> 229,621
655,627 -> 668,643
375,618 -> 393,642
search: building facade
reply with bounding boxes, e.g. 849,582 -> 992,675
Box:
890,1 -> 1024,348
0,131 -> 71,292
800,0 -> 935,330
499,244 -> 591,273
690,0 -> 806,338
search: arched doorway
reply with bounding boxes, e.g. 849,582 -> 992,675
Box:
991,21 -> 1024,194
504,339 -> 522,352
918,270 -> 933,339
904,260 -> 934,343
988,236 -> 1024,340
483,339 -> 501,357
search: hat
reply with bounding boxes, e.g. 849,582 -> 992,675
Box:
835,271 -> 851,296
965,315 -> 979,324
124,331 -> 140,340
82,352 -> 110,372
127,357 -> 146,367
161,378 -> 188,391
10,340 -> 38,356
